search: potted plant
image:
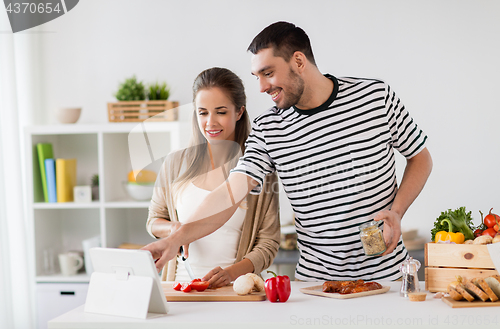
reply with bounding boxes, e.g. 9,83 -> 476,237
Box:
114,76 -> 146,101
108,76 -> 178,122
147,82 -> 170,101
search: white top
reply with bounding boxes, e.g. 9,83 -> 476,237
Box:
174,182 -> 246,281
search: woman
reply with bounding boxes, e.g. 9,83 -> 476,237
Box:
146,67 -> 280,288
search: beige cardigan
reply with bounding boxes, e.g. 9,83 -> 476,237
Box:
146,152 -> 281,281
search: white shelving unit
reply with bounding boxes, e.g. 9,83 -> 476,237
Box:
25,122 -> 190,284
25,122 -> 190,328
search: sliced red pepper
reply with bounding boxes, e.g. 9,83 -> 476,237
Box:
172,282 -> 182,291
181,282 -> 192,292
191,281 -> 210,292
265,271 -> 291,303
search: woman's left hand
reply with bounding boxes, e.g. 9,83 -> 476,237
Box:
202,266 -> 232,288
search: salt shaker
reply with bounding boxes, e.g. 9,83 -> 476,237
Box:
399,257 -> 421,297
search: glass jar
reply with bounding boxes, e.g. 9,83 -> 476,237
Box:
359,220 -> 387,256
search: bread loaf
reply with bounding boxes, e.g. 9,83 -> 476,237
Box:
484,276 -> 500,300
472,278 -> 498,302
447,275 -> 500,303
462,278 -> 489,302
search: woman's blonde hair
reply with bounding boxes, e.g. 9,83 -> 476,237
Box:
171,68 -> 251,198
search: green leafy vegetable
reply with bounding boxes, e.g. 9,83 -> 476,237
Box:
431,207 -> 475,241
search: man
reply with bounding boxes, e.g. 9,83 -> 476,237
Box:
143,21 -> 432,281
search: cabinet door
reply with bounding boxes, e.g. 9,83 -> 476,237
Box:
36,283 -> 88,329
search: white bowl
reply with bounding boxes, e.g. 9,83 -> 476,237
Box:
57,107 -> 82,124
125,183 -> 154,201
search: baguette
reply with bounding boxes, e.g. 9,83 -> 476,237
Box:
472,278 -> 498,302
462,278 -> 489,302
484,276 -> 500,300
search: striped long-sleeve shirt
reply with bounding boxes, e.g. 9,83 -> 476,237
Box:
232,75 -> 428,281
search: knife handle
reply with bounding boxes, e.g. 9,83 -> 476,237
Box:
179,246 -> 187,261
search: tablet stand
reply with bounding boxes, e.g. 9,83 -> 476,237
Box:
84,266 -> 157,319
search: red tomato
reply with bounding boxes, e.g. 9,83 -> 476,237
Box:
191,281 -> 210,292
482,228 -> 497,238
172,282 -> 182,291
181,282 -> 192,292
474,228 -> 484,238
190,278 -> 201,284
484,208 -> 500,228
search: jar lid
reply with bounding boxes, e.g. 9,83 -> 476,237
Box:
359,220 -> 380,231
399,257 -> 421,273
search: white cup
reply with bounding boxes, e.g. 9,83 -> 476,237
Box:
58,252 -> 84,276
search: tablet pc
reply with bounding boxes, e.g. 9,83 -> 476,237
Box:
87,247 -> 168,316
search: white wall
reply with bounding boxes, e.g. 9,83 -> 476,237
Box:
35,0 -> 500,240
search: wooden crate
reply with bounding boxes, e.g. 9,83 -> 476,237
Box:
107,100 -> 179,122
425,243 -> 498,292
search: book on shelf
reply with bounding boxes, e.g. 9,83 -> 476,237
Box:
36,143 -> 53,202
56,158 -> 77,202
44,159 -> 57,203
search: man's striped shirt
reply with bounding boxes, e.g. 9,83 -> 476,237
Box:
233,75 -> 428,281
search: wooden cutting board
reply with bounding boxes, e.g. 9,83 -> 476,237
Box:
442,296 -> 500,308
162,282 -> 267,302
300,285 -> 390,299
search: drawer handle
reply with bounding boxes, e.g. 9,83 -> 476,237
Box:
60,291 -> 75,295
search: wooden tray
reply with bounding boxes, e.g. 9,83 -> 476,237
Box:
162,283 -> 267,302
442,296 -> 500,308
300,285 -> 390,299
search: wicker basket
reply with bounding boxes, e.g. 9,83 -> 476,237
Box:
107,100 -> 179,122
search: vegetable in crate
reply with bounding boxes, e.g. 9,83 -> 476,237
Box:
474,210 -> 487,237
483,208 -> 500,231
434,218 -> 465,244
430,207 -> 475,242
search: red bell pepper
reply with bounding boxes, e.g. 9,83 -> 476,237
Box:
265,271 -> 291,302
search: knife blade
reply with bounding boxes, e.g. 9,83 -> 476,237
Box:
179,246 -> 196,280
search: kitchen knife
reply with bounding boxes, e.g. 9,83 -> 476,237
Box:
179,246 -> 196,280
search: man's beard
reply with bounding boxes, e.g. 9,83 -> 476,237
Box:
276,69 -> 305,110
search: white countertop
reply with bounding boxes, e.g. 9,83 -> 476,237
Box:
48,281 -> 498,329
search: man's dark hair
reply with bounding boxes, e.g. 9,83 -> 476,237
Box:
247,21 -> 316,66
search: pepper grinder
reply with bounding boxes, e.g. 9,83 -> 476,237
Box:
399,257 -> 421,297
